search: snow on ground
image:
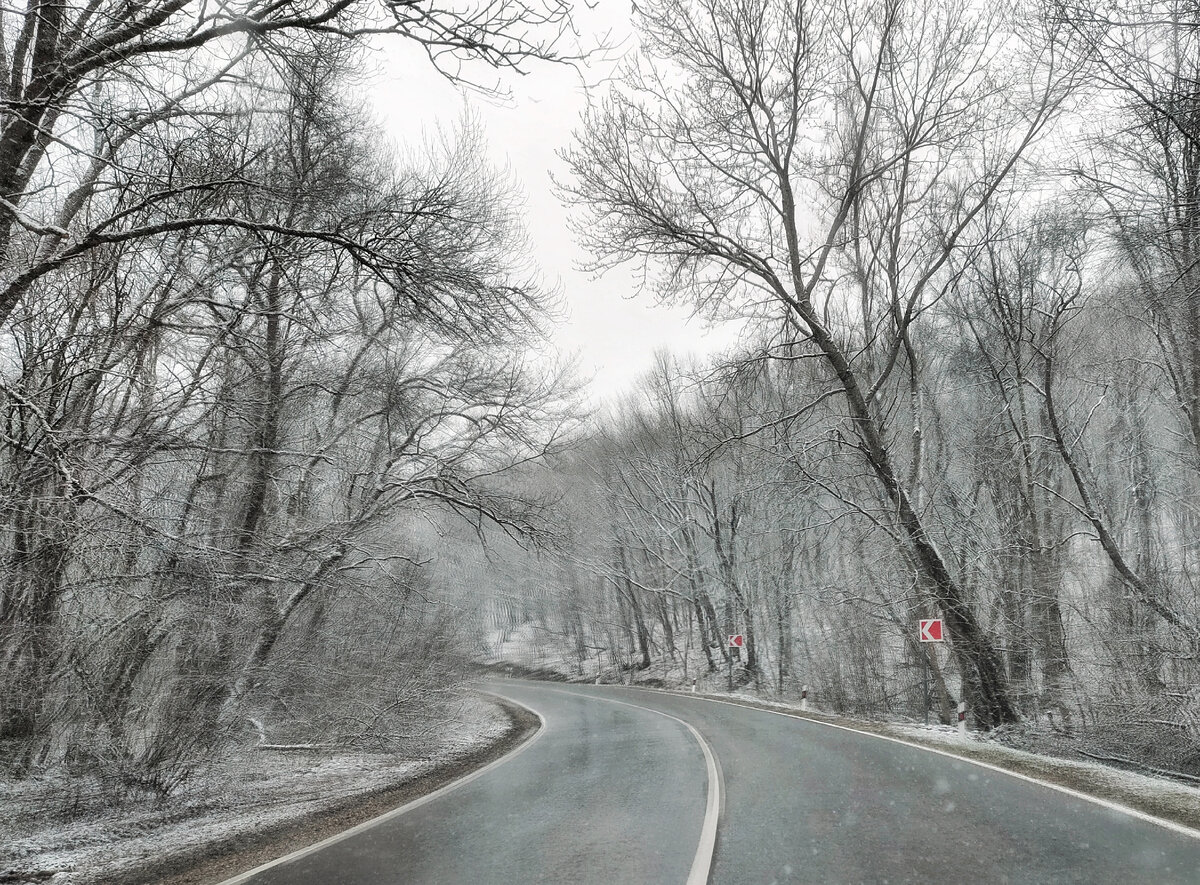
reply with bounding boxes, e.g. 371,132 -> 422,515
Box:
485,622 -> 730,686
484,623 -> 584,677
1,694 -> 508,885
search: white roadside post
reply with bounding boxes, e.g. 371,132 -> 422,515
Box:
692,677 -> 697,694
958,701 -> 968,736
801,684 -> 809,712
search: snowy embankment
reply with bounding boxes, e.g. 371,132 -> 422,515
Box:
1,694 -> 518,885
483,622 -> 717,686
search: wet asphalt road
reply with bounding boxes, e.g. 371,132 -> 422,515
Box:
234,682 -> 708,885
228,680 -> 1200,885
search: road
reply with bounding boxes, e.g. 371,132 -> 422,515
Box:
225,680 -> 1200,885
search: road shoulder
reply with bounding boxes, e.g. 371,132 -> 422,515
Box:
650,688 -> 1200,837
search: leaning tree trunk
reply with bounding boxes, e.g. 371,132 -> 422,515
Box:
802,311 -> 1018,727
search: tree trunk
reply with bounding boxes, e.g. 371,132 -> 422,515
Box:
799,310 -> 1017,726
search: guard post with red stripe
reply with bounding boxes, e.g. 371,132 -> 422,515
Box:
958,701 -> 967,735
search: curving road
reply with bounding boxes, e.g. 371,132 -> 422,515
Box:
223,680 -> 1200,885
225,682 -> 710,885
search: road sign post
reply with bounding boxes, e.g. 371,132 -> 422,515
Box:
918,619 -> 944,726
922,647 -> 928,726
727,634 -> 744,692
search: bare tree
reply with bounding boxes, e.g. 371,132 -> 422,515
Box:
0,34 -> 574,785
0,0 -> 580,334
561,0 -> 1080,726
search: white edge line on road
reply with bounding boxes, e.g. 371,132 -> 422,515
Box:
215,695 -> 547,885
533,685 -> 721,885
635,687 -> 1200,844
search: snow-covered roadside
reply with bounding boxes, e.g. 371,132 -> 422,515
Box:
665,688 -> 1200,834
888,721 -> 1200,832
1,694 -> 514,885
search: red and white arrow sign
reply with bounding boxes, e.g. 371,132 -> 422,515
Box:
919,619 -> 944,642
727,634 -> 744,648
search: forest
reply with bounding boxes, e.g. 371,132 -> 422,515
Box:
1,0 -> 1198,838
0,0 -> 577,816
486,0 -> 1200,781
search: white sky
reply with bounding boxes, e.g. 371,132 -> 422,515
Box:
363,6 -> 742,404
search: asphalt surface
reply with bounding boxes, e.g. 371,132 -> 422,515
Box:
226,680 -> 1200,885
231,682 -> 708,885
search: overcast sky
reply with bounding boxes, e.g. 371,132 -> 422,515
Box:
364,6 -> 742,404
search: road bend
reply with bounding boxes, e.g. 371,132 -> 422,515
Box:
564,683 -> 1200,885
224,680 -> 1200,885
226,681 -> 710,885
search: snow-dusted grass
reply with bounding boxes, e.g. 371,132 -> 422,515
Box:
1,694 -> 509,885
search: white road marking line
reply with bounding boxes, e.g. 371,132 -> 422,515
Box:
215,699 -> 547,885
530,684 -> 722,885
635,686 -> 1200,844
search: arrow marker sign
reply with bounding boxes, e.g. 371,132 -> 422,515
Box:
919,619 -> 944,642
728,634 -> 744,648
